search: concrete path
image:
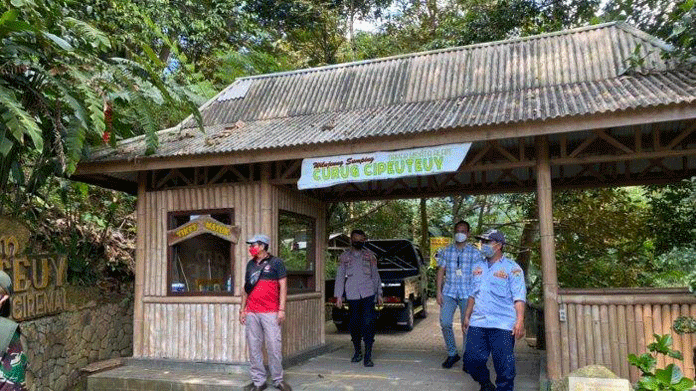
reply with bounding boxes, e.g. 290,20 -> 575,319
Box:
88,299 -> 542,391
286,299 -> 541,390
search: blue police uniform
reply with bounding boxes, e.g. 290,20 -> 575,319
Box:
464,256 -> 526,391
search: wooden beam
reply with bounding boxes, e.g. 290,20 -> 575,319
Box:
143,295 -> 243,304
228,166 -> 248,182
269,178 -> 298,185
491,140 -> 519,162
465,143 -> 493,167
594,129 -> 634,154
653,128 -> 661,151
208,166 -> 230,184
552,146 -> 696,165
569,133 -> 599,158
536,135 -> 562,381
74,103 -> 696,176
155,169 -> 178,189
261,163 -> 273,253
133,172 -> 146,356
666,121 -> 696,150
280,160 -> 302,179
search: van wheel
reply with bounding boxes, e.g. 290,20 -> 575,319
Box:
402,302 -> 414,331
334,321 -> 348,332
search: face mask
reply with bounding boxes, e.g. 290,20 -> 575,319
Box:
352,241 -> 365,250
249,246 -> 260,258
481,244 -> 495,258
454,233 -> 467,243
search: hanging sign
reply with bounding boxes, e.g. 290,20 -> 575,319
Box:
297,143 -> 472,190
167,215 -> 240,246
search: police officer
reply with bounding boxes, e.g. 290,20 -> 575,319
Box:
334,229 -> 383,367
463,230 -> 526,391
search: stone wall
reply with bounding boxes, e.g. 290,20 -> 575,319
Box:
18,298 -> 133,391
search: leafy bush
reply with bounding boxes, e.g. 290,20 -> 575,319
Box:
628,334 -> 695,391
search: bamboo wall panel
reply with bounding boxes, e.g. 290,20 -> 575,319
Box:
558,289 -> 696,383
142,183 -> 264,298
140,302 -> 245,362
135,183 -> 327,361
281,297 -> 324,357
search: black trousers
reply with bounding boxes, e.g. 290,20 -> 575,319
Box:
348,295 -> 376,349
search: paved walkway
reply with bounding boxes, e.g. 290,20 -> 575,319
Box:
88,299 -> 542,391
287,299 -> 541,390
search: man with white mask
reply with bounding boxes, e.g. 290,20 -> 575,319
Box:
463,229 -> 526,391
435,221 -> 484,369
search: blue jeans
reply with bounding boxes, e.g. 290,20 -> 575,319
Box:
440,295 -> 467,356
464,326 -> 516,391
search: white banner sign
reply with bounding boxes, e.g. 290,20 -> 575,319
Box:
297,143 -> 472,190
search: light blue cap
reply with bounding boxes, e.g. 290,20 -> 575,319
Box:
246,234 -> 270,245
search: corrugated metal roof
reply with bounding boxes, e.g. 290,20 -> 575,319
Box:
87,22 -> 696,163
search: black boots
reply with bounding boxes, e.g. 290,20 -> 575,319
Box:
351,350 -> 363,362
442,354 -> 461,369
363,345 -> 374,367
352,342 -> 373,366
351,342 -> 363,363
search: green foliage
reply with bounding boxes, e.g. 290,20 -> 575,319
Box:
602,0 -> 696,62
673,316 -> 696,335
18,178 -> 136,286
628,334 -> 694,391
279,242 -> 310,271
550,188 -> 653,288
0,0 -> 202,216
646,245 -> 696,287
646,178 -> 696,254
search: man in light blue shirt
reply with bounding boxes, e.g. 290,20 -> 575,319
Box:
436,220 -> 484,369
463,229 -> 526,391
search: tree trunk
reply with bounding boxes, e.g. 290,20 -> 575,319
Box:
516,216 -> 537,276
476,195 -> 489,234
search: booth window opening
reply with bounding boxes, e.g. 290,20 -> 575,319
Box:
279,210 -> 316,294
167,209 -> 235,296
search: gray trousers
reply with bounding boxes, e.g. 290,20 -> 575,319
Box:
246,312 -> 283,386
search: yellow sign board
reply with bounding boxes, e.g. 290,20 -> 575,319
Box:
167,215 -> 240,246
429,237 -> 451,267
175,223 -> 198,238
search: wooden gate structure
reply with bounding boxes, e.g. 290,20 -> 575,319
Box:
74,22 -> 696,380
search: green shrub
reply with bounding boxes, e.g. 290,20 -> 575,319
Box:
628,334 -> 694,391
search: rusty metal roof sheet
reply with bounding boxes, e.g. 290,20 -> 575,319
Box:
86,22 -> 696,163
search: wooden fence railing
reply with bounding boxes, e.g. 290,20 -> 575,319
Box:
557,288 -> 696,382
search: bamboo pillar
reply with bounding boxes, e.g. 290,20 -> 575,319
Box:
261,163 -> 274,252
535,136 -> 562,380
133,171 -> 147,356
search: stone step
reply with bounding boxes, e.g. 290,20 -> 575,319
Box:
87,364 -> 251,391
87,344 -> 335,391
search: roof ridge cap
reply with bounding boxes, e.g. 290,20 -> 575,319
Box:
614,21 -> 674,52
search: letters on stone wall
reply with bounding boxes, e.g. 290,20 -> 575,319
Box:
0,216 -> 67,321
